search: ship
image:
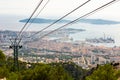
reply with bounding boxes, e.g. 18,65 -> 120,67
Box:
85,34 -> 115,43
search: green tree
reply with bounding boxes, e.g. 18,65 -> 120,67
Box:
0,66 -> 9,79
31,64 -> 51,80
0,50 -> 8,78
62,62 -> 87,80
85,64 -> 118,80
0,50 -> 6,63
7,72 -> 22,80
50,62 -> 87,80
22,64 -> 73,80
49,65 -> 73,80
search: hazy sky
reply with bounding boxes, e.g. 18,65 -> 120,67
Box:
1,0 -> 120,45
0,0 -> 120,21
0,0 -> 120,34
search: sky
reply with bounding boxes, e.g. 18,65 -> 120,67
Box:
0,0 -> 120,31
0,0 -> 120,21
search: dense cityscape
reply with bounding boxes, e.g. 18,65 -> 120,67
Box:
1,30 -> 120,70
1,0 -> 120,80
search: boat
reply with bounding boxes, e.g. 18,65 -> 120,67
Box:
85,34 -> 115,43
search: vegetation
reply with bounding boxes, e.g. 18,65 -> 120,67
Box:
0,50 -> 6,62
21,64 -> 73,80
0,50 -> 8,79
1,50 -> 120,80
85,64 -> 120,80
50,62 -> 88,80
0,50 -> 74,80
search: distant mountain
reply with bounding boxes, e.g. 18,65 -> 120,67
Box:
19,18 -> 120,25
19,18 -> 70,23
79,19 -> 120,25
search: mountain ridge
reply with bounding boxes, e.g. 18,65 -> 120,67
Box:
19,18 -> 120,25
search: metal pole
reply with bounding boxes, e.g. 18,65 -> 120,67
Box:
9,38 -> 22,71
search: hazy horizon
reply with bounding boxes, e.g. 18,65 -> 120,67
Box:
0,0 -> 120,31
0,14 -> 120,31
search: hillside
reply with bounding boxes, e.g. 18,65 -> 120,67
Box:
19,18 -> 120,25
19,18 -> 70,23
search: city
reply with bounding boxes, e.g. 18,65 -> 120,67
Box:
1,30 -> 120,70
1,0 -> 120,80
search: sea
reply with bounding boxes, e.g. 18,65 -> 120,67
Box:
0,15 -> 120,47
